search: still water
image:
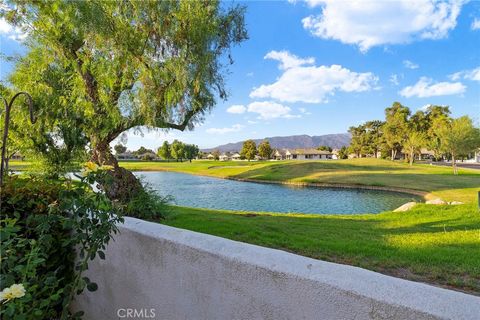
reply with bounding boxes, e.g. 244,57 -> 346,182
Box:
136,171 -> 421,214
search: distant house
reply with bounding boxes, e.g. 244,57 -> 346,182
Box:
465,149 -> 480,163
207,153 -> 215,160
231,153 -> 241,160
273,149 -> 287,160
331,149 -> 339,160
397,148 -> 435,161
418,148 -> 435,160
285,148 -> 333,160
219,154 -> 230,161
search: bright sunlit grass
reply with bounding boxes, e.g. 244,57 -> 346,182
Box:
161,204 -> 480,294
11,158 -> 480,292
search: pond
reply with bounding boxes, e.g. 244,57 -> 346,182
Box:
136,171 -> 422,215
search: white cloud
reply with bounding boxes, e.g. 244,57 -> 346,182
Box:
226,104 -> 246,114
449,67 -> 480,82
399,77 -> 466,98
0,17 -> 28,42
206,124 -> 244,134
420,104 -> 432,111
403,60 -> 419,69
264,50 -> 315,70
472,18 -> 480,30
389,74 -> 400,85
250,54 -> 378,103
299,107 -> 312,115
301,0 -> 463,52
247,101 -> 298,120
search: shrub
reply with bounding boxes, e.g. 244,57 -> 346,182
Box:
0,170 -> 122,319
121,186 -> 171,220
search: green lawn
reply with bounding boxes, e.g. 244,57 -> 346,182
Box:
163,204 -> 480,294
11,158 -> 480,293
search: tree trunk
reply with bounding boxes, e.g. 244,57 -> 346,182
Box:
91,140 -> 143,203
452,155 -> 457,175
409,150 -> 414,166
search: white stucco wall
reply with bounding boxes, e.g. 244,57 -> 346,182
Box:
73,217 -> 480,320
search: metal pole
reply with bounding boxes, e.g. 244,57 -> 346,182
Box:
0,92 -> 35,186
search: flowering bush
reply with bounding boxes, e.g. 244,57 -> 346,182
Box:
0,167 -> 123,319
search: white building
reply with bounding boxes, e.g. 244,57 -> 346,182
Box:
219,154 -> 229,161
285,148 -> 333,160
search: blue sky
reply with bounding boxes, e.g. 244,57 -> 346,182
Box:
1,0 -> 479,150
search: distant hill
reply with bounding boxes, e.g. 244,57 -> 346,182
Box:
203,133 -> 351,152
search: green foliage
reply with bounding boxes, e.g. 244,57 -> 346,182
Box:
212,149 -> 220,161
317,145 -> 333,152
0,84 -> 88,177
157,141 -> 172,160
170,140 -> 185,161
4,0 -> 247,152
337,146 -> 349,159
114,144 -> 127,155
348,121 -> 384,158
133,147 -> 155,157
240,139 -> 257,161
121,187 -> 171,220
141,153 -> 156,161
184,144 -> 199,162
257,140 -> 273,159
1,171 -> 123,319
403,130 -> 426,165
382,102 -> 410,160
437,116 -> 480,174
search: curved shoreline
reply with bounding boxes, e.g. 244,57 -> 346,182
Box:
134,168 -> 431,200
224,177 -> 430,200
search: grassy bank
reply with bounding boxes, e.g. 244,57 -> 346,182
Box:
11,158 -> 480,292
162,204 -> 480,294
123,158 -> 479,293
119,158 -> 479,202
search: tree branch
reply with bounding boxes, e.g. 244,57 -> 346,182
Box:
162,109 -> 196,131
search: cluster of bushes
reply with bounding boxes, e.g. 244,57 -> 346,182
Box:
0,170 -> 122,319
0,167 -> 169,319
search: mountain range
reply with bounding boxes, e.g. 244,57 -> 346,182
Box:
202,133 -> 351,152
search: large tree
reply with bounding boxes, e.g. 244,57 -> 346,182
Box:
403,130 -> 425,166
383,102 -> 410,160
157,141 -> 172,161
425,105 -> 451,161
437,116 -> 480,174
184,144 -> 199,162
257,140 -> 273,160
170,140 -> 185,162
240,140 -> 257,161
4,0 -> 247,201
